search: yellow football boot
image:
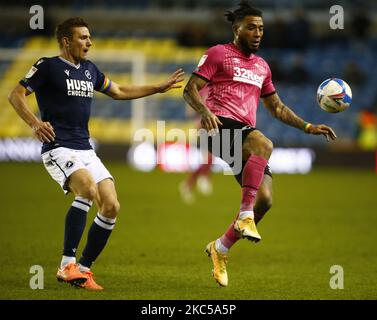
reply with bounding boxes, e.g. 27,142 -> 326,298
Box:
205,241 -> 228,287
234,216 -> 261,242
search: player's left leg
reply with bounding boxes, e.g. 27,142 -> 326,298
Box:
78,178 -> 120,290
254,173 -> 273,225
233,165 -> 273,224
232,130 -> 272,242
210,172 -> 271,255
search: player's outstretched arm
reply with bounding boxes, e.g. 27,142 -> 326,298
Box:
8,84 -> 55,143
262,92 -> 337,141
106,68 -> 185,100
183,74 -> 222,132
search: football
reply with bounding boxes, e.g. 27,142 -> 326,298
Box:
316,78 -> 352,113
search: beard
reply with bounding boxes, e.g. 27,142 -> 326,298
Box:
238,36 -> 259,54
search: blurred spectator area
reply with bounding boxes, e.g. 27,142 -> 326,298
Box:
1,2 -> 377,148
1,0 -> 376,10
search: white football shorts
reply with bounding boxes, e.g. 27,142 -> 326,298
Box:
41,147 -> 113,194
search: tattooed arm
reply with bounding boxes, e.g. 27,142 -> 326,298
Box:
183,74 -> 223,132
261,92 -> 337,141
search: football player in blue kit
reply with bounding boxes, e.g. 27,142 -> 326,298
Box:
8,17 -> 184,290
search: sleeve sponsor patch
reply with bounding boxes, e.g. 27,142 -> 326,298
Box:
25,66 -> 38,79
197,55 -> 208,67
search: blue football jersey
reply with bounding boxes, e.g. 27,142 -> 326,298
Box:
20,56 -> 112,153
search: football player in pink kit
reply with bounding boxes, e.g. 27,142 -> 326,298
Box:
183,1 -> 337,287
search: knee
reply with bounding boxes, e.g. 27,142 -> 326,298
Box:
255,138 -> 273,158
77,182 -> 97,201
243,133 -> 274,159
263,139 -> 274,156
101,200 -> 121,219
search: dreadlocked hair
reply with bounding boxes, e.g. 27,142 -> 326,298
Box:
224,0 -> 262,25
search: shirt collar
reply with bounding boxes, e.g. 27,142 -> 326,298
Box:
230,42 -> 254,59
58,56 -> 81,69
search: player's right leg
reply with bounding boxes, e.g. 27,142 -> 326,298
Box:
42,148 -> 99,286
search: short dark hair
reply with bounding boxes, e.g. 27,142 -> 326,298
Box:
224,0 -> 262,25
56,17 -> 89,47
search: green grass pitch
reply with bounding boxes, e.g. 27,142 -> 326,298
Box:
0,162 -> 376,300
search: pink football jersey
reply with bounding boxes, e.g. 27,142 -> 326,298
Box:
193,43 -> 275,127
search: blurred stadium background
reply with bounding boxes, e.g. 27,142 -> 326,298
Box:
0,0 -> 376,168
0,0 -> 376,300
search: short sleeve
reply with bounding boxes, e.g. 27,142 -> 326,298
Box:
19,58 -> 49,92
260,62 -> 276,97
92,62 -> 112,93
193,45 -> 224,82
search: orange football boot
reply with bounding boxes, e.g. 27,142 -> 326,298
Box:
56,263 -> 88,286
79,271 -> 104,290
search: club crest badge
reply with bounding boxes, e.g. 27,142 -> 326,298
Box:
85,70 -> 92,80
